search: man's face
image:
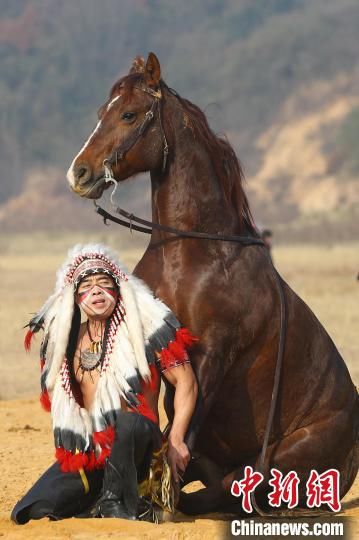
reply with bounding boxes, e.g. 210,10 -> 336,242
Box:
76,272 -> 118,320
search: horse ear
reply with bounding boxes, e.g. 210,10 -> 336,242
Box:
129,55 -> 145,74
144,52 -> 161,88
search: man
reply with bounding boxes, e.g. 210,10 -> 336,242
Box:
260,228 -> 273,263
12,244 -> 198,523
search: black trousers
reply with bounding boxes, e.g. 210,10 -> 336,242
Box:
11,412 -> 162,524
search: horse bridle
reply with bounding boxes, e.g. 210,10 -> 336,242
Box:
103,84 -> 169,174
95,82 -> 289,518
98,83 -> 265,246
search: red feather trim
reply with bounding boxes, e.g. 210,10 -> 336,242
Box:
40,390 -> 51,412
135,394 -> 158,424
55,448 -> 94,473
168,340 -> 187,360
55,426 -> 117,473
93,426 -> 115,448
55,447 -> 69,472
24,330 -> 34,352
40,358 -> 45,370
175,328 -> 199,348
86,450 -> 97,471
68,452 -> 88,473
147,363 -> 159,393
55,448 -> 102,472
160,348 -> 175,370
160,328 -> 198,370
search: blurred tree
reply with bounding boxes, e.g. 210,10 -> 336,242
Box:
339,106 -> 359,174
0,0 -> 358,204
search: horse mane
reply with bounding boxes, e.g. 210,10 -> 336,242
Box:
108,73 -> 257,234
163,83 -> 257,233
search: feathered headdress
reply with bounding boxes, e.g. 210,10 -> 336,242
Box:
25,244 -> 198,473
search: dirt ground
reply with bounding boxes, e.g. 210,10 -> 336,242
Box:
0,399 -> 229,540
0,236 -> 358,538
1,399 -> 358,540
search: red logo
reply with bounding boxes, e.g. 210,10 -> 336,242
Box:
268,468 -> 300,509
231,468 -> 341,512
231,466 -> 264,513
306,469 -> 341,512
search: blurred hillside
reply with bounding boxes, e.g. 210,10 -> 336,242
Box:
0,0 -> 358,239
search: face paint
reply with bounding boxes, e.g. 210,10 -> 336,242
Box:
78,284 -> 116,302
77,284 -> 117,319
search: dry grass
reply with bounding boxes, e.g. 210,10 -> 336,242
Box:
0,233 -> 357,399
274,243 -> 359,384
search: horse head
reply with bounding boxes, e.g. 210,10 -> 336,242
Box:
67,53 -> 166,199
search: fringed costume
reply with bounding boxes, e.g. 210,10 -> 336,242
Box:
12,244 -> 198,523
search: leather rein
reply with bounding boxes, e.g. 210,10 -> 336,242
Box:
103,85 -> 169,173
95,204 -> 265,246
94,83 -> 287,518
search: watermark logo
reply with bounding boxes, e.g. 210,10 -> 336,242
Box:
306,469 -> 341,512
231,466 -> 341,513
268,468 -> 300,509
231,466 -> 264,513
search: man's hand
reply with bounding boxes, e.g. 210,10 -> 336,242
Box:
162,362 -> 198,483
167,438 -> 191,483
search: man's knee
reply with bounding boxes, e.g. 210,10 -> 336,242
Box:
11,500 -> 54,525
114,412 -> 154,445
11,462 -> 103,524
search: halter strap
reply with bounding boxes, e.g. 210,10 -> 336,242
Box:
104,85 -> 168,173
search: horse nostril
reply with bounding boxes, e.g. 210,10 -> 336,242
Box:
74,163 -> 92,184
78,167 -> 87,179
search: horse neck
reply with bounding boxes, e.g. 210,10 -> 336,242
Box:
149,97 -> 241,241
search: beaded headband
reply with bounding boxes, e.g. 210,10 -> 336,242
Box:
64,252 -> 128,288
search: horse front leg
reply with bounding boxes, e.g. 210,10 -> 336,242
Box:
163,346 -> 229,496
187,345 -> 229,450
163,347 -> 227,454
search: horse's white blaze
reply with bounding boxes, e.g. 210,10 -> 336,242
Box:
66,119 -> 102,187
107,95 -> 120,111
66,94 -> 121,187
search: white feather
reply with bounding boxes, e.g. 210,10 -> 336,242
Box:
128,274 -> 172,339
112,323 -> 138,381
120,279 -> 150,380
105,372 -> 122,412
46,285 -> 74,390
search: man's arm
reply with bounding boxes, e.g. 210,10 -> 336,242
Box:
162,363 -> 198,483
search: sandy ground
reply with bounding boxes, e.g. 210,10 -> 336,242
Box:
0,399 -> 359,540
0,238 -> 358,538
0,399 -> 231,540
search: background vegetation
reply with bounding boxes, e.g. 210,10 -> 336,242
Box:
0,0 -> 358,214
339,106 -> 359,175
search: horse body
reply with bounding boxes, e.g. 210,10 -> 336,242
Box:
135,158 -> 358,512
67,53 -> 358,514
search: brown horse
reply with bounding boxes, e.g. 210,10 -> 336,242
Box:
66,53 -> 358,515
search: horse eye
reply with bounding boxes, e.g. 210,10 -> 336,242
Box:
121,112 -> 136,122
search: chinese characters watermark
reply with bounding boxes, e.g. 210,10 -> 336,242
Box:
231,467 -> 341,513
